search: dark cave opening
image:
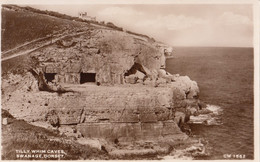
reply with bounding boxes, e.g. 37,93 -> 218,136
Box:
44,73 -> 56,83
80,72 -> 96,84
124,62 -> 146,76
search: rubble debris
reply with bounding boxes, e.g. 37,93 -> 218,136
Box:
45,110 -> 60,127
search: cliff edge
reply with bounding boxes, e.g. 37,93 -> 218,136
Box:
1,5 -> 209,159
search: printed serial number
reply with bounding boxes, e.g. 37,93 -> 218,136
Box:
223,154 -> 246,159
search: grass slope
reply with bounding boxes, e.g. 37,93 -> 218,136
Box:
1,110 -> 108,160
1,7 -> 85,51
1,5 -> 154,52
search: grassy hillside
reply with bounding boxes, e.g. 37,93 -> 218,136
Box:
1,110 -> 108,160
1,5 -> 155,52
1,52 -> 36,77
1,6 -> 87,51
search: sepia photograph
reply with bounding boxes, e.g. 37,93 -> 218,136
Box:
1,0 -> 259,161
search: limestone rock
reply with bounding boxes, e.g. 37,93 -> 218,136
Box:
135,70 -> 145,80
174,111 -> 186,124
164,47 -> 173,56
189,115 -> 209,124
187,107 -> 197,115
30,121 -> 54,130
45,110 -> 59,127
170,76 -> 199,100
143,79 -> 157,87
187,81 -> 199,99
158,69 -> 167,78
2,118 -> 8,125
2,23 -> 203,148
156,78 -> 167,86
77,138 -> 103,151
125,75 -> 137,84
59,126 -> 82,138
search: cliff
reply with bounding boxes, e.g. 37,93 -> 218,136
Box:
1,5 -> 207,159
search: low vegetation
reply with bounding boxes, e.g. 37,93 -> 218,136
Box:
126,30 -> 155,43
1,4 -> 153,51
1,109 -> 109,160
1,5 -> 85,51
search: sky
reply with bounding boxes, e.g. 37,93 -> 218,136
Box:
31,4 -> 253,47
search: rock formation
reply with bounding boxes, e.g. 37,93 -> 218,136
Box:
1,9 -> 208,158
32,29 -> 169,86
2,27 -> 200,142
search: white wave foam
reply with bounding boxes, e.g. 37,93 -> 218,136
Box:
206,104 -> 223,115
188,104 -> 223,125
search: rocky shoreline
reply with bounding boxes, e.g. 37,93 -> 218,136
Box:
188,104 -> 223,125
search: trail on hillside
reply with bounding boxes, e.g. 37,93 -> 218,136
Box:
1,29 -> 95,61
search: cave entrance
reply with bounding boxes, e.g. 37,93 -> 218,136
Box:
44,73 -> 57,83
80,72 -> 96,84
124,62 -> 146,76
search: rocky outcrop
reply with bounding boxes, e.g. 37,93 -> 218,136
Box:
188,104 -> 223,125
1,20 -> 205,159
30,29 -> 169,86
2,71 -> 200,142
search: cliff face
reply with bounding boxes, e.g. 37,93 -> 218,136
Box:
2,74 -> 199,143
1,5 -> 201,155
32,28 -> 168,85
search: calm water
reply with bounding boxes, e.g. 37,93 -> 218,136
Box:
166,47 -> 254,160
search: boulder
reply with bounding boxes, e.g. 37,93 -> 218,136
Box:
2,118 -> 8,125
158,94 -> 171,107
135,70 -> 145,80
171,76 -> 199,99
164,47 -> 173,56
158,69 -> 167,78
187,81 -> 199,99
125,75 -> 137,84
174,111 -> 186,124
187,107 -> 197,115
156,78 -> 167,86
58,126 -> 82,138
143,79 -> 157,87
189,114 -> 209,124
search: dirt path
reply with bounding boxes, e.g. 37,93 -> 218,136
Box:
1,36 -> 52,55
1,30 -> 91,61
1,23 -> 133,62
1,22 -> 113,62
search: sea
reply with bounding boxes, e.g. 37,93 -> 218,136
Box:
165,47 -> 254,160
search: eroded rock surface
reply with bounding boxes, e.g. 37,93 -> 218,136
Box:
2,26 -> 206,159
30,29 -> 170,86
2,73 -> 200,142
